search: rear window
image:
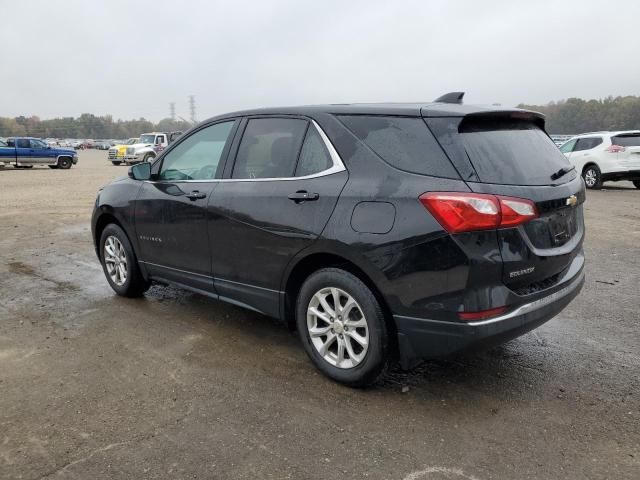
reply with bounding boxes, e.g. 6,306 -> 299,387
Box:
612,134 -> 640,147
338,115 -> 459,179
426,116 -> 575,186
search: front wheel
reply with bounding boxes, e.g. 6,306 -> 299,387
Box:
633,180 -> 640,190
583,164 -> 602,189
111,161 -> 122,166
143,153 -> 156,163
99,224 -> 150,297
296,268 -> 390,387
58,157 -> 72,169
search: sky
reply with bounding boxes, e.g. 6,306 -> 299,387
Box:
2,0 -> 639,122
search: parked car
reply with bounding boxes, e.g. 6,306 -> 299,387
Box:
92,93 -> 585,386
0,137 -> 78,169
95,141 -> 111,150
108,138 -> 139,165
559,131 -> 640,189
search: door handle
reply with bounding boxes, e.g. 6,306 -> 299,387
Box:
186,190 -> 207,201
288,191 -> 319,203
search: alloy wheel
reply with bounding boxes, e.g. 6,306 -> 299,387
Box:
103,235 -> 128,286
584,169 -> 597,187
307,287 -> 369,369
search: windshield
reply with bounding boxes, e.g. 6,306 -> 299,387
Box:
127,138 -> 139,144
139,135 -> 155,144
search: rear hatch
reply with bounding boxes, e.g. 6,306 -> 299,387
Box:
424,111 -> 585,294
612,133 -> 640,169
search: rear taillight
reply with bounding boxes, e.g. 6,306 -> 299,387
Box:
419,192 -> 537,233
606,144 -> 625,153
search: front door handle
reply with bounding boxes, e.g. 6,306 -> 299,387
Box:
288,191 -> 319,203
186,190 -> 207,201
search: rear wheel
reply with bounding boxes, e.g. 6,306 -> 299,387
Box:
583,164 -> 602,189
58,157 -> 72,169
633,180 -> 640,189
296,268 -> 390,387
99,224 -> 150,297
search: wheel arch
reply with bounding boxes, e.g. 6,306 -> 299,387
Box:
581,161 -> 600,174
281,251 -> 398,355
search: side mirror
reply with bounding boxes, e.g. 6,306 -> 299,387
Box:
128,162 -> 152,181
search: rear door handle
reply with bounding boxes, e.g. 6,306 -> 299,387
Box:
288,191 -> 319,203
186,190 -> 207,201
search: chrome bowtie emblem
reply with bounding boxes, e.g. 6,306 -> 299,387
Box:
566,195 -> 577,207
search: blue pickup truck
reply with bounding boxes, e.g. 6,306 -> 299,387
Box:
0,137 -> 78,169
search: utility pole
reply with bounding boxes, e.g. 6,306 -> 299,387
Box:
169,102 -> 176,120
189,95 -> 196,123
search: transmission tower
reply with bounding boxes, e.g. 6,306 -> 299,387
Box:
189,95 -> 196,123
169,102 -> 176,120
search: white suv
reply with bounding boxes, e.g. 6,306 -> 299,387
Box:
559,131 -> 640,189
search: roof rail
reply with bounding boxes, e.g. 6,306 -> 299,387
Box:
434,92 -> 465,104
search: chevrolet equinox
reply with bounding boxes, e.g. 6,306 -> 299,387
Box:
92,93 -> 586,386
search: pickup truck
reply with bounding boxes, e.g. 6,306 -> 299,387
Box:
122,131 -> 182,164
0,137 -> 78,169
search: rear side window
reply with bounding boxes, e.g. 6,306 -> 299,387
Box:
295,126 -> 332,177
17,139 -> 30,148
338,115 -> 459,178
232,118 -> 307,179
426,116 -> 574,186
574,137 -> 603,151
612,134 -> 640,147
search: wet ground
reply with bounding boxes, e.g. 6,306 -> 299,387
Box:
0,150 -> 638,479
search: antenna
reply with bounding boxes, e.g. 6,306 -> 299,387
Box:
434,92 -> 465,104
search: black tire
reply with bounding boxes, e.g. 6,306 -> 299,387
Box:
99,224 -> 150,297
296,268 -> 390,387
582,164 -> 602,189
112,161 -> 122,166
143,153 -> 156,163
633,180 -> 640,190
58,157 -> 72,169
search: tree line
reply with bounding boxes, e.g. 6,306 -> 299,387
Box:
2,95 -> 639,138
0,114 -> 192,139
518,95 -> 640,134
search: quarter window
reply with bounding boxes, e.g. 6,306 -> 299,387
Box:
339,115 -> 459,178
159,121 -> 235,181
232,118 -> 307,179
611,134 -> 640,147
295,125 -> 333,177
573,137 -> 603,152
559,138 -> 576,153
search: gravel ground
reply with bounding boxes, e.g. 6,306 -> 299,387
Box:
0,150 -> 638,480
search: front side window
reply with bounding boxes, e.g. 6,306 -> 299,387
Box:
574,137 -> 603,152
159,121 -> 235,181
30,139 -> 46,149
232,118 -> 307,179
295,125 -> 332,177
559,138 -> 576,153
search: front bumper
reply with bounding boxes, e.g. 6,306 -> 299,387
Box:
394,266 -> 585,368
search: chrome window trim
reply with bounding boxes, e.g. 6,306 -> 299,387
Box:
148,119 -> 346,184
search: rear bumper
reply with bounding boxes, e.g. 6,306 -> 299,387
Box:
394,267 -> 585,368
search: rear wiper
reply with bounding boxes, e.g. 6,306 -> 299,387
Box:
550,165 -> 575,181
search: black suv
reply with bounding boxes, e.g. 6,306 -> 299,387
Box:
92,93 -> 585,386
